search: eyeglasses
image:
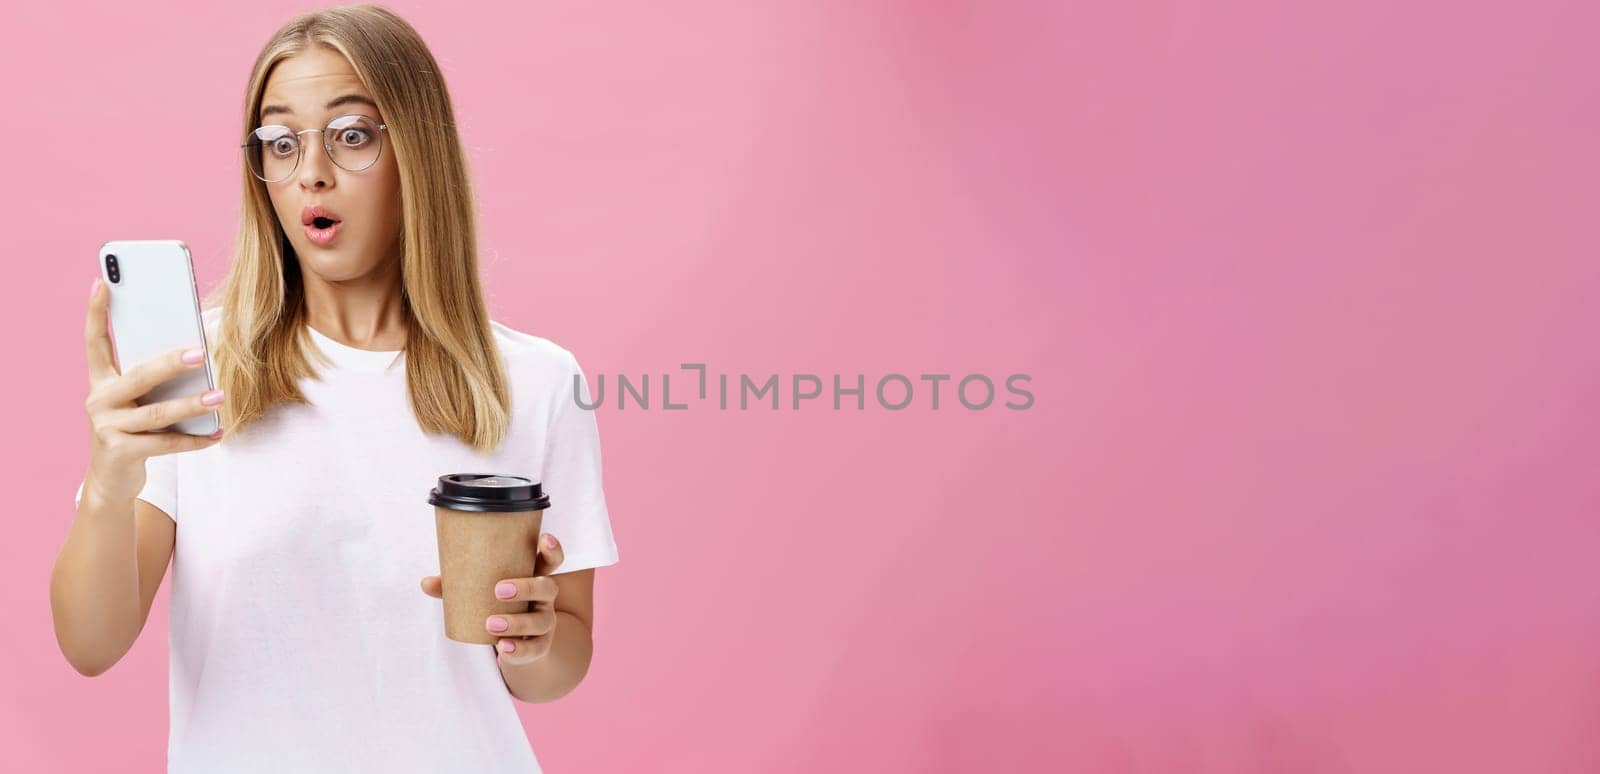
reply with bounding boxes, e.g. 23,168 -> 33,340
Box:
242,114 -> 390,183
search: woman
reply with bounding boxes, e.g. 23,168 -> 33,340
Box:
49,6 -> 619,772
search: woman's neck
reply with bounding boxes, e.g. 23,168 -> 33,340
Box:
301,263 -> 408,352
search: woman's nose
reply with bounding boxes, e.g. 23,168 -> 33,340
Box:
297,134 -> 336,190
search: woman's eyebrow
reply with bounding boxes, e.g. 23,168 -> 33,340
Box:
259,93 -> 379,121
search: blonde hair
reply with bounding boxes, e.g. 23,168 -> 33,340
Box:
206,3 -> 509,452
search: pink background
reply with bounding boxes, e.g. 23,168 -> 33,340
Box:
4,1 -> 1597,771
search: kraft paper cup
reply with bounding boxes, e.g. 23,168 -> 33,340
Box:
428,474 -> 551,645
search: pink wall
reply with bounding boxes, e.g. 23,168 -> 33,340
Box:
5,1 -> 1598,771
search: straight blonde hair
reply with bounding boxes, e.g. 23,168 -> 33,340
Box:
206,4 -> 509,452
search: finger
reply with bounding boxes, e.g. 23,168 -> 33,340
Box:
420,575 -> 442,599
84,278 -> 118,380
113,389 -> 225,434
118,428 -> 226,458
486,607 -> 557,638
532,533 -> 564,576
495,632 -> 554,667
106,346 -> 208,405
493,575 -> 558,605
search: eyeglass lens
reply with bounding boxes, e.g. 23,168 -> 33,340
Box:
245,115 -> 384,182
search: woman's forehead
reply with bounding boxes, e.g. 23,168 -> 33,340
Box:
262,50 -> 369,110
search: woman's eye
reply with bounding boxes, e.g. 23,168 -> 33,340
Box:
338,129 -> 370,147
269,138 -> 297,156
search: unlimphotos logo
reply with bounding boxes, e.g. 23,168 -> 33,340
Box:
575,364 -> 1034,411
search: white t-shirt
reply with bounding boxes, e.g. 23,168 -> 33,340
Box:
74,309 -> 619,773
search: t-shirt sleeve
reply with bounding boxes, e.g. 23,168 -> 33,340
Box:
538,352 -> 619,573
73,452 -> 179,521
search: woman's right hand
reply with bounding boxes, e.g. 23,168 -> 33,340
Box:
82,277 -> 225,504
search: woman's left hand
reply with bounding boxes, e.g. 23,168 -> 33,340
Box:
420,532 -> 565,666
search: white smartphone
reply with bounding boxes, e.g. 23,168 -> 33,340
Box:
97,240 -> 219,436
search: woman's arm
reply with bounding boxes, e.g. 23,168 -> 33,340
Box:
52,488 -> 176,676
496,567 -> 598,703
55,280 -> 222,676
420,534 -> 601,702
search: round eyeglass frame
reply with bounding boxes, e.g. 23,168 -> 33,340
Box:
241,114 -> 391,183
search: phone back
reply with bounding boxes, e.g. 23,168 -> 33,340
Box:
98,240 -> 218,436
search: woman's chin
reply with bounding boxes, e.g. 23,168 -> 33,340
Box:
300,250 -> 380,283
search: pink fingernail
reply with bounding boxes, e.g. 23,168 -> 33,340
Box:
201,389 -> 225,406
495,582 -> 517,599
487,617 -> 508,633
89,278 -> 100,298
497,640 -> 516,654
544,535 -> 557,550
182,348 -> 205,365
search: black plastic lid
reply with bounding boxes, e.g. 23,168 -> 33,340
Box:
427,473 -> 551,512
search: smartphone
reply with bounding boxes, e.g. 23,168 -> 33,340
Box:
97,240 -> 219,436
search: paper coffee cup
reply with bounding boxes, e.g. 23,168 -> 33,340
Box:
428,474 -> 552,645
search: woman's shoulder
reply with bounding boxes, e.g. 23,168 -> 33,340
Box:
489,320 -> 583,380
196,309 -> 578,378
201,306 -> 224,346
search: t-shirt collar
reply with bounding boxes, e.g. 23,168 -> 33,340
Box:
304,324 -> 405,373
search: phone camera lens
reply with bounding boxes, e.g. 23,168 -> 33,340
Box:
105,254 -> 120,284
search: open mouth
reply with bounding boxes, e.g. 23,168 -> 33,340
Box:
302,205 -> 344,246
305,217 -> 344,246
